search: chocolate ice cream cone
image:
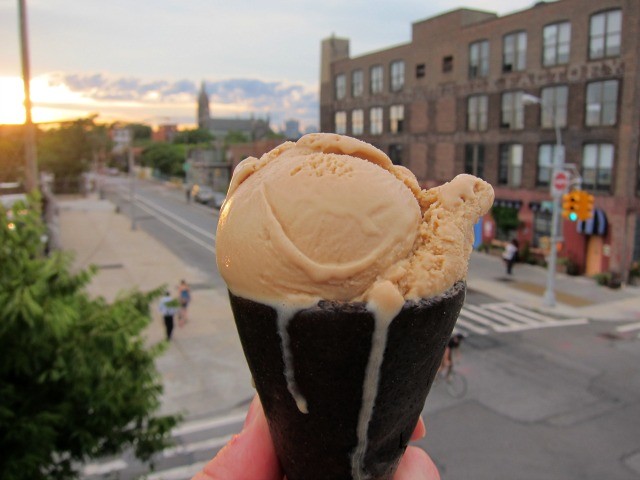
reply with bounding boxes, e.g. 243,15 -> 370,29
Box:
230,281 -> 465,480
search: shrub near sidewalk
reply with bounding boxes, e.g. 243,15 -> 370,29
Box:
0,197 -> 180,480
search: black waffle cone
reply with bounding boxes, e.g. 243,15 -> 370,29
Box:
229,281 -> 465,480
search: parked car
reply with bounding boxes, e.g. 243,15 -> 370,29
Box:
193,185 -> 226,209
193,185 -> 215,204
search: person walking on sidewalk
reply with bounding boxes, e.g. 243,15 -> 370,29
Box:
159,291 -> 178,340
502,239 -> 519,275
177,279 -> 191,326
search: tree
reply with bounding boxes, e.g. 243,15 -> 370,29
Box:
173,128 -> 214,145
224,130 -> 249,145
37,118 -> 111,193
141,143 -> 186,178
0,196 -> 180,480
126,123 -> 153,141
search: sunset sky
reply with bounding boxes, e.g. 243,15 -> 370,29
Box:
0,0 -> 539,130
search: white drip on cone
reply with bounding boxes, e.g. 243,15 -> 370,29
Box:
275,305 -> 309,414
350,297 -> 400,479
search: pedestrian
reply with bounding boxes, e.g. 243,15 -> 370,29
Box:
159,290 -> 177,340
177,279 -> 191,326
186,185 -> 192,204
502,238 -> 519,275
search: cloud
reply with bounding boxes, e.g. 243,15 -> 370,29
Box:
45,73 -> 318,129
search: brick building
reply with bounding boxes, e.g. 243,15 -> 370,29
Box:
319,0 -> 640,279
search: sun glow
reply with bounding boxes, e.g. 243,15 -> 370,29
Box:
0,74 -> 126,124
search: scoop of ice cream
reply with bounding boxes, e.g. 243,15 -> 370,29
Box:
216,133 -> 494,311
216,134 -> 421,306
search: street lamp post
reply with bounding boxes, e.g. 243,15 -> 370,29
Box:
522,93 -> 564,307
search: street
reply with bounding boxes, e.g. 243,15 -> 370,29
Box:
80,178 -> 640,480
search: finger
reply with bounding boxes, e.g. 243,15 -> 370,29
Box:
193,396 -> 284,480
393,446 -> 440,480
410,416 -> 426,441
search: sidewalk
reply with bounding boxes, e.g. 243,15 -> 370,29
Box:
467,250 -> 640,322
57,194 -> 640,420
58,195 -> 254,420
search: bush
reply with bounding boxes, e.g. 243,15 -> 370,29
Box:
0,196 -> 180,480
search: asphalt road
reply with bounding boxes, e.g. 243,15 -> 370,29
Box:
98,177 -> 640,480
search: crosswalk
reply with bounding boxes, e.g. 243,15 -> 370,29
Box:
82,411 -> 246,480
455,302 -> 589,337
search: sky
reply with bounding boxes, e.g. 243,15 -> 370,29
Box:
1,0 -> 540,131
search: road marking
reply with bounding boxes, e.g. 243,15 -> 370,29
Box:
615,321 -> 640,333
134,201 -> 216,254
161,434 -> 233,458
172,411 -> 246,436
456,303 -> 589,336
82,459 -> 127,475
454,318 -> 489,335
146,461 -> 208,480
134,194 -> 216,240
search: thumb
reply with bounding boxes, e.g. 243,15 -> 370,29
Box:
192,396 -> 284,480
394,446 -> 441,480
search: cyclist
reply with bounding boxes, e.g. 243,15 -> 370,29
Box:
439,333 -> 464,379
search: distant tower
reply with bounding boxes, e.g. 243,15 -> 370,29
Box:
319,35 -> 350,132
197,81 -> 210,129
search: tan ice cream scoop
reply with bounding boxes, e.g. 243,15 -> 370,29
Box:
216,133 -> 494,314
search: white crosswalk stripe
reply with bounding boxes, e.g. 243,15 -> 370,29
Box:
455,302 -> 589,337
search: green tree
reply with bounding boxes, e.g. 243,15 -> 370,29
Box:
224,130 -> 249,145
127,123 -> 153,141
141,143 -> 186,178
0,126 -> 25,183
37,118 -> 110,192
173,128 -> 214,145
0,197 -> 180,480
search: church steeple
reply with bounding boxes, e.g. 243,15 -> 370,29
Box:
197,81 -> 210,129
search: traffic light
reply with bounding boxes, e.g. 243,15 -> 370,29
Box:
562,191 -> 580,221
576,191 -> 595,221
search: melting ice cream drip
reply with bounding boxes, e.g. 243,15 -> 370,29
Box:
275,306 -> 309,414
350,304 -> 397,479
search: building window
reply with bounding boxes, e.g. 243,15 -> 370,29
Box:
351,70 -> 363,97
537,144 -> 564,186
543,21 -> 571,66
370,107 -> 383,135
498,144 -> 523,187
586,80 -> 618,126
389,144 -> 403,165
533,211 -> 552,248
501,91 -> 524,130
589,9 -> 622,59
390,60 -> 405,92
389,105 -> 404,134
370,65 -> 383,94
352,109 -> 364,135
469,40 -> 489,78
335,74 -> 346,100
442,56 -> 454,73
540,85 -> 568,128
464,144 -> 485,178
334,111 -> 346,134
582,143 -> 614,192
416,63 -> 426,78
467,95 -> 488,131
503,31 -> 527,72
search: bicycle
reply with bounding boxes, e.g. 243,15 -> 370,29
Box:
435,333 -> 468,398
435,363 -> 467,398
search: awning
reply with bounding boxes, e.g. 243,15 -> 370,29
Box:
577,208 -> 607,236
493,198 -> 523,209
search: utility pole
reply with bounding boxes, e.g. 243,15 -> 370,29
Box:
18,0 -> 38,193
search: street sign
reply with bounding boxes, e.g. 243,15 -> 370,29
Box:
552,170 -> 570,196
